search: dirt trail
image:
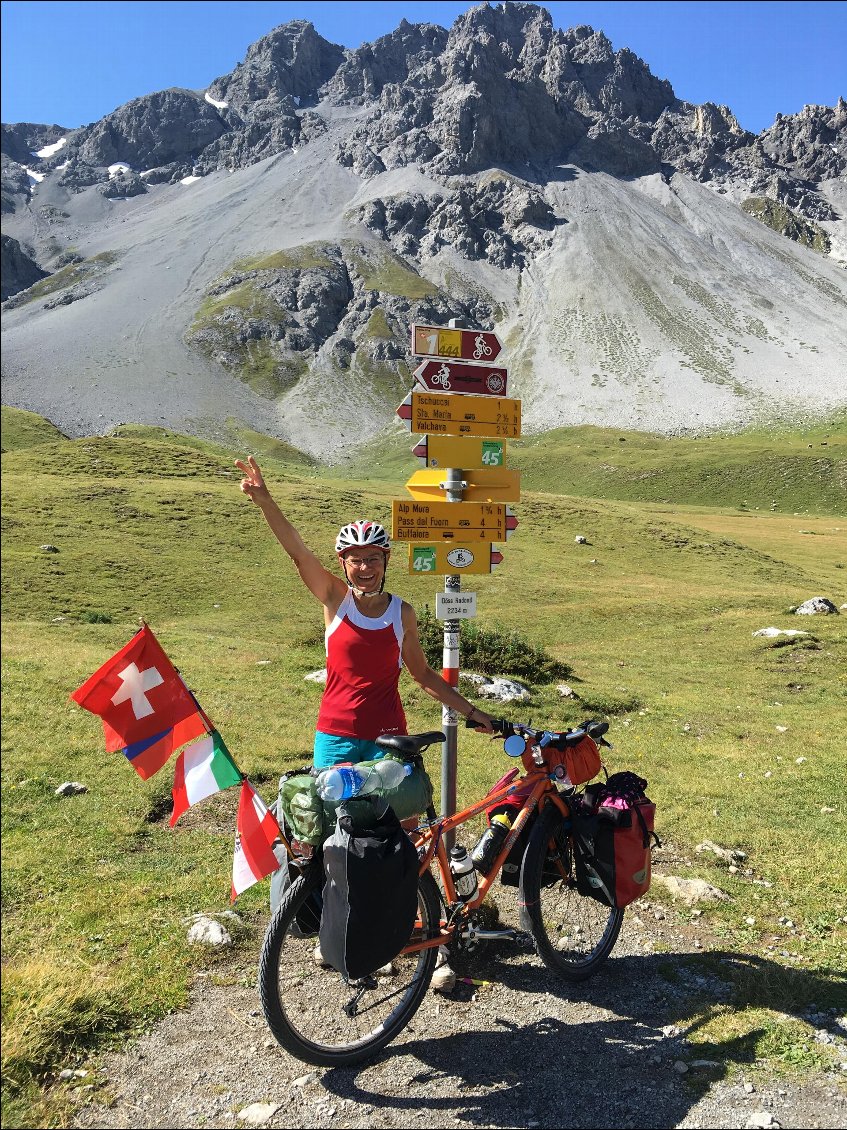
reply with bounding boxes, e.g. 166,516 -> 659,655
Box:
69,879 -> 846,1130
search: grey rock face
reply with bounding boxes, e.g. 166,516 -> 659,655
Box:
186,240 -> 494,399
1,155 -> 31,214
99,168 -> 148,198
70,88 -> 227,169
193,20 -> 343,171
1,234 -> 48,301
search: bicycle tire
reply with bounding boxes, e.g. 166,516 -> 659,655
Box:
519,802 -> 623,981
259,866 -> 441,1066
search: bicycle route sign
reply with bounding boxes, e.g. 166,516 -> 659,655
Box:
411,323 -> 502,363
392,500 -> 518,542
408,542 -> 504,575
413,359 -> 509,397
396,391 -> 521,439
412,435 -> 508,468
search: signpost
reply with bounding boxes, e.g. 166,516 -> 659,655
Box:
412,323 -> 502,362
436,592 -> 477,620
392,500 -> 517,541
412,435 -> 508,468
404,467 -> 520,503
396,391 -> 521,438
394,321 -> 520,848
409,543 -> 503,575
413,358 -> 509,396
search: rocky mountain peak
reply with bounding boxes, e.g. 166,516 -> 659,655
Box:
324,20 -> 448,103
210,19 -> 345,110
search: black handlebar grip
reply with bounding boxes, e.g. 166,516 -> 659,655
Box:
464,716 -> 511,733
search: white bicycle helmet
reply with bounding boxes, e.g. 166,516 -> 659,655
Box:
335,520 -> 391,554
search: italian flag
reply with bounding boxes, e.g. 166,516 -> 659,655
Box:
170,730 -> 242,826
231,780 -> 282,900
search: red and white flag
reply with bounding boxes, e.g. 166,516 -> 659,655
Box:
231,780 -> 281,901
71,625 -> 207,753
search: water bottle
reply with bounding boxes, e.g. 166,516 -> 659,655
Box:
471,812 -> 513,875
449,845 -> 478,901
315,759 -> 411,802
359,759 -> 412,794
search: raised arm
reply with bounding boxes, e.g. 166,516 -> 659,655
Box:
235,456 -> 344,607
400,603 -> 495,734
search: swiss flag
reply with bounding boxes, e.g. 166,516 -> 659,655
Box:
71,625 -> 205,752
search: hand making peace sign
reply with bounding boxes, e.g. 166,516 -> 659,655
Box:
235,455 -> 269,505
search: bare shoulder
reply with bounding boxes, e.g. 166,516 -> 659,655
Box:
400,600 -> 419,629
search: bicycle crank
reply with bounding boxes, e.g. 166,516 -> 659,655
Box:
460,924 -> 522,950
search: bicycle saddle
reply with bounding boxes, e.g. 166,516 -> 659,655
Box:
375,732 -> 445,757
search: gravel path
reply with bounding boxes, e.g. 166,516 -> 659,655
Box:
69,876 -> 846,1130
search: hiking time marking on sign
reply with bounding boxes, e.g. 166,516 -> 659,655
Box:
395,391 -> 521,439
408,543 -> 504,575
412,323 -> 502,363
413,359 -> 509,397
412,436 -> 507,468
393,500 -> 507,542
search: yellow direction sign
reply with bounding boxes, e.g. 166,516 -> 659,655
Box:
408,543 -> 504,575
397,391 -> 521,439
393,500 -> 509,542
412,435 -> 508,469
405,467 -> 521,503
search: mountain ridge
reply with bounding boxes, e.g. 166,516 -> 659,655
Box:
1,1 -> 845,460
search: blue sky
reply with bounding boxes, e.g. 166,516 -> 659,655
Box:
2,1 -> 845,134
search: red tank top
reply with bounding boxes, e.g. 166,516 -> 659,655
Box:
316,591 -> 407,741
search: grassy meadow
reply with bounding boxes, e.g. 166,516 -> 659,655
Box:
1,404 -> 845,1126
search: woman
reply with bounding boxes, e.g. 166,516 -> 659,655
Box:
235,455 -> 495,768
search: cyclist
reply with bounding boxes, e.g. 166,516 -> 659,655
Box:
235,455 -> 496,769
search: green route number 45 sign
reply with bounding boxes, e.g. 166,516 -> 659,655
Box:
481,441 -> 503,466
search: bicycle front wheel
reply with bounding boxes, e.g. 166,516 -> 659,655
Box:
519,802 -> 623,981
259,865 -> 441,1066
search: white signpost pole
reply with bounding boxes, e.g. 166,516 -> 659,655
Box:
440,464 -> 464,852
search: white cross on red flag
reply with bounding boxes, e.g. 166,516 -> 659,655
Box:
71,624 -> 204,751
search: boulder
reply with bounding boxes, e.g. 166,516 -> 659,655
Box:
795,597 -> 839,615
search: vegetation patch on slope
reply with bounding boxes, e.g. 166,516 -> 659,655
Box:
742,197 -> 831,254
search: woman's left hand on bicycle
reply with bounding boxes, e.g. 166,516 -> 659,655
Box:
467,706 -> 496,735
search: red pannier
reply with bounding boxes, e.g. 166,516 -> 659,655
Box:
571,773 -> 660,909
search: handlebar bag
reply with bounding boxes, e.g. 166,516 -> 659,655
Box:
553,734 -> 603,786
519,733 -> 602,786
319,802 -> 419,981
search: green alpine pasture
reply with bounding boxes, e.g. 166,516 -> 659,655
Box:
1,404 -> 845,1126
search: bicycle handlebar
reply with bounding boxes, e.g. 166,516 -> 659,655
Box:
465,716 -> 611,748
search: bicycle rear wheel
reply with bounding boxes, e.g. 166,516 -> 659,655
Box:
519,802 -> 623,981
259,865 -> 441,1066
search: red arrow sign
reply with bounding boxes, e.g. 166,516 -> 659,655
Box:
491,550 -> 504,566
506,509 -> 519,538
412,323 -> 502,363
413,359 -> 508,397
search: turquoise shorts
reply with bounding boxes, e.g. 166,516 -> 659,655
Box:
313,731 -> 387,770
